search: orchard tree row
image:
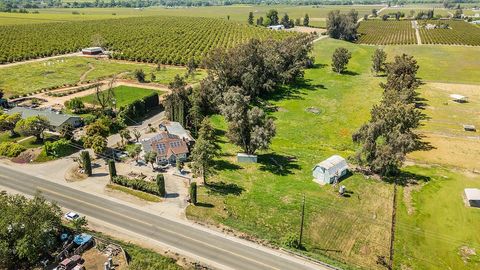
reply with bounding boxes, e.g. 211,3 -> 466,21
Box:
0,16 -> 295,64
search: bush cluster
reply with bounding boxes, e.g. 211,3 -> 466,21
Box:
0,142 -> 26,157
112,176 -> 159,195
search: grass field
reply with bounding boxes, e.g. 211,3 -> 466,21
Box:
0,57 -> 203,97
0,5 -> 384,27
79,85 -> 164,108
186,38 -> 480,269
187,39 -> 393,270
395,166 -> 480,270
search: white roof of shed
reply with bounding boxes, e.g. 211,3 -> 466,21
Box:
450,94 -> 467,100
465,188 -> 480,200
314,155 -> 348,174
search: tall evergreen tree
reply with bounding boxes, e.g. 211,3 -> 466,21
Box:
191,118 -> 219,185
248,11 -> 254,25
303,13 -> 309,26
156,174 -> 166,197
80,150 -> 92,176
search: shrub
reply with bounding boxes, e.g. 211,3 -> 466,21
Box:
282,232 -> 300,248
80,150 -> 92,176
112,176 -> 159,195
44,139 -> 74,158
108,159 -> 117,180
0,142 -> 26,157
190,182 -> 197,205
156,174 -> 166,197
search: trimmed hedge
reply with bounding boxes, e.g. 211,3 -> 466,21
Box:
0,142 -> 26,157
119,92 -> 159,123
112,176 -> 159,196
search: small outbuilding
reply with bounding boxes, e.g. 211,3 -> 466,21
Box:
463,124 -> 476,132
237,153 -> 257,163
312,155 -> 349,185
450,94 -> 468,103
464,188 -> 480,208
81,47 -> 103,55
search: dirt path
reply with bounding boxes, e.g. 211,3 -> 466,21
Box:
79,63 -> 95,83
0,52 -> 82,69
412,20 -> 423,45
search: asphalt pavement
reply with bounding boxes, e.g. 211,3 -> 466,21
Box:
0,165 -> 330,270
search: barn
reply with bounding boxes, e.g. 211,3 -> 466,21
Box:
312,155 -> 349,185
464,188 -> 480,208
81,47 -> 103,55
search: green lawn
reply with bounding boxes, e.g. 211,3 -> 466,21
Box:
0,57 -> 204,97
79,85 -> 164,108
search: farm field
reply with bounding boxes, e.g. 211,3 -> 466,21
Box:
186,38 -> 480,269
383,45 -> 480,84
0,16 -> 293,64
395,166 -> 480,270
383,5 -> 451,17
419,20 -> 480,46
0,57 -> 204,97
408,82 -> 480,170
188,39 -> 393,270
79,85 -> 164,108
0,5 -> 385,27
357,20 -> 417,45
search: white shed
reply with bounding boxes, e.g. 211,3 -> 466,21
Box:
450,94 -> 468,103
267,25 -> 285,30
464,188 -> 480,208
312,155 -> 349,185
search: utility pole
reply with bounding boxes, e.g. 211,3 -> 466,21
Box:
299,194 -> 305,248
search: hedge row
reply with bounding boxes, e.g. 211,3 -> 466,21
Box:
112,176 -> 159,196
118,92 -> 160,123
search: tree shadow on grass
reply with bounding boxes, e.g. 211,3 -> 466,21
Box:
214,159 -> 242,171
384,170 -> 431,186
206,181 -> 244,196
195,202 -> 214,208
258,152 -> 300,176
342,70 -> 360,76
265,78 -> 326,102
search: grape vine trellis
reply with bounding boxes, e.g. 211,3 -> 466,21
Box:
0,16 -> 295,65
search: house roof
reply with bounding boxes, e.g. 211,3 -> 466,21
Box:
7,107 -> 80,127
465,188 -> 480,201
313,155 -> 348,174
141,131 -> 189,158
450,94 -> 467,100
160,120 -> 194,142
82,47 -> 103,52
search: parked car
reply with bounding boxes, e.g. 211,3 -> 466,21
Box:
64,212 -> 80,221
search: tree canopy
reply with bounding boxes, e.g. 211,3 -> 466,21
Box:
326,9 -> 359,41
0,192 -> 62,269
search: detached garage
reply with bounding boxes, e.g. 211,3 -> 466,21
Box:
464,188 -> 480,208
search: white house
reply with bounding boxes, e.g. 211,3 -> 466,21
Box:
464,188 -> 480,208
140,131 -> 189,165
7,107 -> 82,132
268,25 -> 285,30
312,155 -> 349,185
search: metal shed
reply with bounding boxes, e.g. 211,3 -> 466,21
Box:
464,188 -> 480,208
312,155 -> 349,185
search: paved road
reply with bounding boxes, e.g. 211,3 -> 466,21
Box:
0,166 -> 329,270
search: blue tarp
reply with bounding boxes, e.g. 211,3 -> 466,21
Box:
73,233 -> 92,245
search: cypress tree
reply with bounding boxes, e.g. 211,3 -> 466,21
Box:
108,159 -> 117,180
190,182 -> 197,205
80,151 -> 92,176
156,174 -> 166,197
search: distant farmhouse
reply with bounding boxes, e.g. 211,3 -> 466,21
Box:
81,47 -> 103,55
312,155 -> 349,185
7,107 -> 82,132
141,123 -> 190,165
268,25 -> 285,30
